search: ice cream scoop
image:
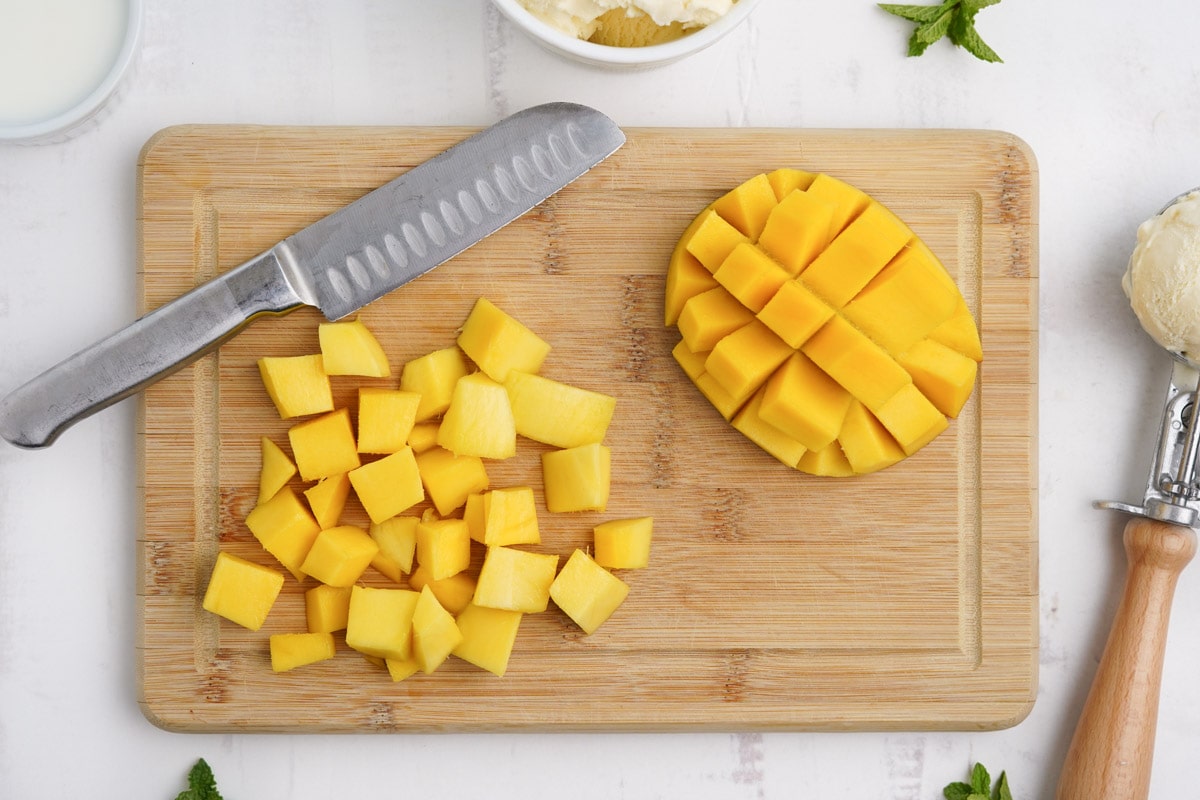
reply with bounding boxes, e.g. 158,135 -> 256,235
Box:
1123,190 -> 1200,360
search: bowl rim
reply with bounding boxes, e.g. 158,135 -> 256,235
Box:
490,0 -> 761,66
0,0 -> 144,143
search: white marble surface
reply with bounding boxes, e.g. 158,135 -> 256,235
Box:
2,1 -> 1199,796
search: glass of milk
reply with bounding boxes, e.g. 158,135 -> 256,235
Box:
0,0 -> 142,144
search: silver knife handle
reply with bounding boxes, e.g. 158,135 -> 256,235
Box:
0,248 -> 309,449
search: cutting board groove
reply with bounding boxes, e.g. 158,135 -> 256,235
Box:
136,125 -> 1037,732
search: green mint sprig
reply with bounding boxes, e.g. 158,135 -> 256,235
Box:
174,759 -> 224,800
879,0 -> 1004,62
943,762 -> 1014,800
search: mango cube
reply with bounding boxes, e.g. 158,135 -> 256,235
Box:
406,421 -> 441,453
409,565 -> 477,614
411,586 -> 463,674
694,371 -> 746,420
757,188 -> 838,275
755,279 -> 835,349
474,546 -> 559,613
671,338 -> 708,382
318,318 -> 390,377
345,585 -> 419,660
842,245 -> 959,356
258,436 -> 296,504
704,319 -> 793,403
796,441 -> 855,477
758,353 -> 852,452
765,167 -> 816,200
300,525 -> 379,587
415,517 -> 471,581
437,372 -> 517,460
803,173 -> 870,240
929,297 -> 984,362
677,286 -> 755,355
305,584 -> 352,633
258,354 -> 333,419
369,514 -> 419,581
457,297 -> 551,382
713,241 -> 792,313
400,346 -> 469,421
452,603 -> 523,677
356,388 -> 421,454
504,371 -> 616,449
897,338 -> 979,418
801,201 -> 912,307
801,316 -> 911,412
303,472 -> 350,530
549,549 -> 630,635
385,656 -> 421,682
684,208 -> 749,273
479,486 -> 541,546
245,486 -> 321,581
415,446 -> 490,516
270,632 -> 336,673
837,400 -> 905,475
731,387 -> 807,468
202,551 -> 284,631
873,383 -> 949,455
593,517 -> 653,570
541,443 -> 611,513
664,244 -> 719,326
711,172 -> 778,240
348,446 -> 424,524
288,408 -> 361,482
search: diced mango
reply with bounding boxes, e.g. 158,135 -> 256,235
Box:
479,486 -> 541,546
803,173 -> 871,240
929,297 -> 984,362
731,386 -> 807,468
415,446 -> 490,516
703,318 -> 793,403
245,486 -> 321,581
549,549 -> 630,635
348,446 -> 424,524
541,443 -> 611,513
504,371 -> 616,449
344,585 -> 419,661
474,546 -> 559,613
452,603 -> 523,677
356,388 -> 421,454
304,584 -> 352,633
409,565 -> 477,615
664,244 -> 719,326
411,586 -> 463,674
202,551 -> 284,631
802,316 -> 911,412
796,441 -> 855,477
318,318 -> 390,377
898,338 -> 979,418
593,517 -> 653,569
258,354 -> 333,419
437,372 -> 517,460
303,472 -> 350,530
684,208 -> 750,273
369,515 -> 418,578
677,286 -> 756,354
385,656 -> 421,682
837,400 -> 905,475
415,517 -> 471,581
757,188 -> 838,275
258,436 -> 296,504
288,408 -> 361,482
695,371 -> 746,420
841,245 -> 960,356
400,346 -> 469,421
758,352 -> 852,452
671,338 -> 708,382
800,201 -> 912,307
713,242 -> 792,313
406,421 -> 441,453
457,297 -> 551,382
270,632 -> 336,672
755,278 -> 835,349
299,525 -> 379,588
765,167 -> 816,200
873,383 -> 950,455
711,172 -> 778,240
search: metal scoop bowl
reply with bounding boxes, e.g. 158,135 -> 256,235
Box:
1057,193 -> 1200,800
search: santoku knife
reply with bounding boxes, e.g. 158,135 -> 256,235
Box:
0,102 -> 625,449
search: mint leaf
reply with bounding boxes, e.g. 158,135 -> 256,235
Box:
971,763 -> 991,794
175,759 -> 223,800
953,16 -> 1003,62
944,782 -> 974,800
961,0 -> 1001,10
879,0 -> 1004,62
994,771 -> 1013,800
878,1 -> 953,23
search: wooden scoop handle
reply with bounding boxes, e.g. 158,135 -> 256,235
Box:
1056,517 -> 1197,800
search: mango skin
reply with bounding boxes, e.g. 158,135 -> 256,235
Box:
666,171 -> 982,476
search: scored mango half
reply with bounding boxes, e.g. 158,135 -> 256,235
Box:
665,170 -> 982,476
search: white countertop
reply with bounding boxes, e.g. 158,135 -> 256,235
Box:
2,1 -> 1198,796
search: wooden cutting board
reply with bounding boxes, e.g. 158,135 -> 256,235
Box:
136,124 -> 1038,733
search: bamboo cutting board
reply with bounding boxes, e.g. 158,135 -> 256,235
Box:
136,124 -> 1038,733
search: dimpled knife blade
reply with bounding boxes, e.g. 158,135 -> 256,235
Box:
0,102 -> 625,449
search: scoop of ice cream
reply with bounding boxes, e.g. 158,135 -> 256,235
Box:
1124,191 -> 1200,358
516,0 -> 735,43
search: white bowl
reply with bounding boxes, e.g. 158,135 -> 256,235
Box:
490,0 -> 762,69
0,0 -> 143,145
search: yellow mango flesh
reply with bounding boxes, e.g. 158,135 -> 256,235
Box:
549,549 -> 630,635
303,472 -> 350,530
202,551 -> 284,631
369,514 -> 418,577
665,171 -> 982,475
451,603 -> 523,677
541,443 -> 611,513
415,517 -> 471,581
304,584 -> 352,633
457,297 -> 551,383
414,446 -> 490,517
258,436 -> 297,504
270,632 -> 336,672
318,318 -> 391,377
474,546 -> 559,613
409,566 -> 477,615
400,346 -> 469,422
592,517 -> 653,570
504,371 -> 616,450
300,525 -> 379,588
437,372 -> 517,460
345,585 -> 419,661
288,408 -> 361,482
411,585 -> 463,674
479,486 -> 541,546
356,388 -> 420,454
245,486 -> 321,581
257,354 -> 333,419
347,446 -> 424,524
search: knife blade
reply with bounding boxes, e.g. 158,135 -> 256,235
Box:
0,102 -> 625,449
